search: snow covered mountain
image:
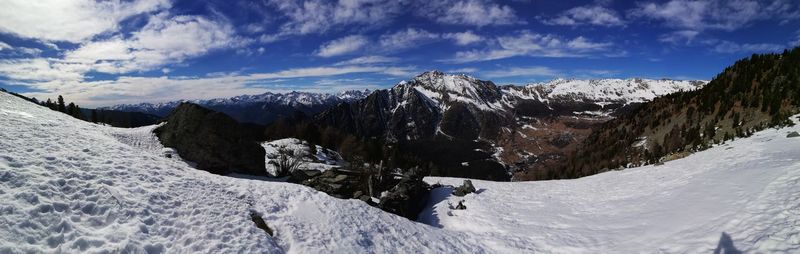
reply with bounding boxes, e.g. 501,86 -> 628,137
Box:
101,90 -> 372,124
315,71 -> 706,180
2,88 -> 797,253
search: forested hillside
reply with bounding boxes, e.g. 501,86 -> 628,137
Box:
560,48 -> 800,179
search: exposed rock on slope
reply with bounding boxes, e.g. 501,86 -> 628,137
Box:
154,102 -> 266,176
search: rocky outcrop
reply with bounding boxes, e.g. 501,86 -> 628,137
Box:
378,170 -> 431,220
296,170 -> 363,199
154,102 -> 266,176
452,180 -> 476,196
294,167 -> 431,220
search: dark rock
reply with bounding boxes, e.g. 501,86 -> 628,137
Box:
454,200 -> 466,210
249,211 -> 273,236
452,180 -> 476,197
300,170 -> 361,198
378,170 -> 431,220
154,103 -> 266,176
787,131 -> 800,138
289,169 -> 322,183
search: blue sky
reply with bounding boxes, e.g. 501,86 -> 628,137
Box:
0,0 -> 799,107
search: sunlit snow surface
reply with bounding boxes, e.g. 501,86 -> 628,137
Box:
0,93 -> 483,253
422,117 -> 800,253
1,91 -> 798,253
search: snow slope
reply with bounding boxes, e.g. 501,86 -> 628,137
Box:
421,116 -> 800,253
0,92 -> 485,253
2,89 -> 798,253
504,78 -> 706,106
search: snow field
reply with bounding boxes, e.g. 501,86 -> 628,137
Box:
0,92 -> 486,253
421,115 -> 800,253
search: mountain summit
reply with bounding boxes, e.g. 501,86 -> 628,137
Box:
313,71 -> 707,180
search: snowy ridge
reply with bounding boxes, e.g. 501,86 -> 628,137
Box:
391,71 -> 706,114
506,78 -> 706,105
101,90 -> 371,113
397,70 -> 505,112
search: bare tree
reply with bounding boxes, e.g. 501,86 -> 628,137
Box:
272,148 -> 305,177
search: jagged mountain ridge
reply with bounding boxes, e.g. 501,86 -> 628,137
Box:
314,71 -> 706,180
101,90 -> 372,124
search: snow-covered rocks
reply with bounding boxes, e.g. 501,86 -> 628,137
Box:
262,138 -> 344,177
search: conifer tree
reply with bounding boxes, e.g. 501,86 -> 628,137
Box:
57,95 -> 66,112
91,109 -> 99,123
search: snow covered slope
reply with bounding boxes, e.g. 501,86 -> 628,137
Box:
421,116 -> 800,253
0,92 -> 485,253
510,78 -> 705,105
2,89 -> 797,253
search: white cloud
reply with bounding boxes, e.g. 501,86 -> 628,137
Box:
317,35 -> 370,57
0,41 -> 11,51
334,55 -> 399,66
0,41 -> 43,57
379,28 -> 440,51
659,30 -> 700,44
266,0 -> 403,36
418,0 -> 522,27
444,31 -> 483,45
0,58 -> 84,82
629,0 -> 799,32
448,67 -> 478,73
446,31 -> 615,63
0,13 -> 245,104
482,66 -> 557,78
14,64 -> 415,107
711,41 -> 786,54
0,0 -> 171,42
62,14 -> 240,74
545,5 -> 625,27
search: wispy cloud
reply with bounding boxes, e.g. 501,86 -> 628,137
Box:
264,0 -> 404,38
629,0 -> 800,32
334,56 -> 399,66
482,66 -> 557,78
444,31 -> 484,45
379,28 -> 441,51
445,31 -> 616,63
417,0 -> 523,27
317,35 -> 370,57
543,5 -> 625,27
710,40 -> 786,54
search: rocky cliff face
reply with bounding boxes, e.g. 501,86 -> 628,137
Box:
315,71 -> 706,180
154,103 -> 266,176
